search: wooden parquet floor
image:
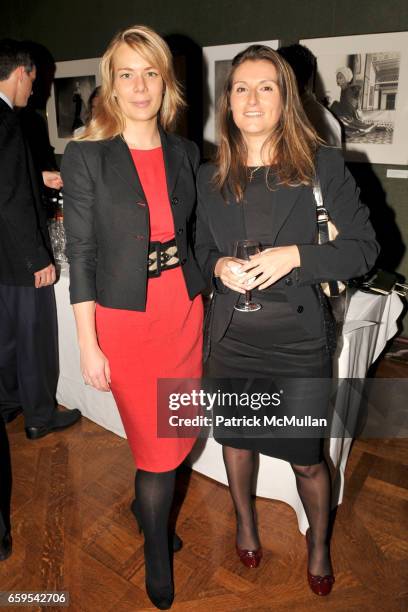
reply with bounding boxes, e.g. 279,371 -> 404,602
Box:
1,358 -> 407,612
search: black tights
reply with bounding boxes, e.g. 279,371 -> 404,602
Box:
134,468 -> 176,590
222,446 -> 260,550
222,446 -> 332,575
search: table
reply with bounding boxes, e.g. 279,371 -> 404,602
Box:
55,266 -> 403,532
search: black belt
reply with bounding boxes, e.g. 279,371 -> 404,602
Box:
148,238 -> 180,277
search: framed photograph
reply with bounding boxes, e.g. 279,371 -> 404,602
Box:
203,40 -> 280,156
46,58 -> 101,154
300,32 -> 408,164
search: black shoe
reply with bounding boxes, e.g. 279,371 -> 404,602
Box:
2,407 -> 23,424
130,500 -> 183,553
146,580 -> 174,610
25,408 -> 82,440
0,532 -> 12,561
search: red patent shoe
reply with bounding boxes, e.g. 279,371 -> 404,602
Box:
306,530 -> 334,596
307,570 -> 335,596
236,545 -> 263,568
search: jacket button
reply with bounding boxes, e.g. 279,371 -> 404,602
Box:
177,228 -> 184,235
172,197 -> 179,205
297,305 -> 304,313
285,277 -> 293,286
181,257 -> 187,265
135,234 -> 145,240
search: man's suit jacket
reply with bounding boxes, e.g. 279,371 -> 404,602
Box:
195,146 -> 379,348
61,128 -> 205,309
0,98 -> 52,286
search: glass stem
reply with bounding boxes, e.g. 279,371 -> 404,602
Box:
245,290 -> 251,306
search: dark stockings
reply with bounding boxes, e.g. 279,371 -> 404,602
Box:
134,468 -> 176,592
291,459 -> 332,576
222,446 -> 332,575
222,446 -> 260,550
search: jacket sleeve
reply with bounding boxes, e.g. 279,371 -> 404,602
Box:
60,141 -> 97,304
295,148 -> 380,286
0,112 -> 51,273
195,165 -> 229,293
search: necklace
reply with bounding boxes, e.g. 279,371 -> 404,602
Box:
248,166 -> 262,181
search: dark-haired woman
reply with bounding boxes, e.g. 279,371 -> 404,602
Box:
195,45 -> 378,596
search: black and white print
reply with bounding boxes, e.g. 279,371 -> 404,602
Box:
46,58 -> 101,154
301,33 -> 408,164
54,75 -> 96,138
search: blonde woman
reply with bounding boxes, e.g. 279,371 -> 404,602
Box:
195,45 -> 378,596
61,25 -> 204,610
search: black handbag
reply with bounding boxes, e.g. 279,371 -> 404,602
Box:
313,178 -> 346,298
313,178 -> 348,349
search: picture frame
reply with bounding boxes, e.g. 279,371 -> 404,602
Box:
203,40 -> 280,156
300,32 -> 408,164
46,57 -> 101,154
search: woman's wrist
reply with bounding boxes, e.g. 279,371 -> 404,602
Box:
292,245 -> 300,268
79,337 -> 99,351
214,257 -> 227,278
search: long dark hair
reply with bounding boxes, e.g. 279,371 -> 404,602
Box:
213,45 -> 321,201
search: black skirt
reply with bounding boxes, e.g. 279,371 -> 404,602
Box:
205,287 -> 332,466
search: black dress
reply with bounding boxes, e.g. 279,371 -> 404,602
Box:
206,168 -> 332,466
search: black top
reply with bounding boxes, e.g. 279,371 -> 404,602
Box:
195,146 -> 380,355
242,166 -> 280,250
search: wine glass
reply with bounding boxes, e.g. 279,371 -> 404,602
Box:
233,240 -> 262,312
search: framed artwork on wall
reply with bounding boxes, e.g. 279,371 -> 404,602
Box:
300,32 -> 408,165
46,57 -> 101,154
203,40 -> 280,157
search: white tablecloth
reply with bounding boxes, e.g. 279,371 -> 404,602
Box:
55,267 -> 403,532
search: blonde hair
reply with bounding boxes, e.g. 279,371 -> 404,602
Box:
77,25 -> 185,141
213,45 -> 321,201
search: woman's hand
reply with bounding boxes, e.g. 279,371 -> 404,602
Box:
80,343 -> 111,392
214,257 -> 247,294
237,246 -> 300,290
34,263 -> 56,288
42,170 -> 63,190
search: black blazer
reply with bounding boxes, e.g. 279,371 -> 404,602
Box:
61,128 -> 205,309
0,98 -> 52,286
195,146 -> 379,348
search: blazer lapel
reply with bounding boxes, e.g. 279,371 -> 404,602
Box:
102,130 -> 185,203
269,183 -> 305,245
102,135 -> 147,204
159,127 -> 185,197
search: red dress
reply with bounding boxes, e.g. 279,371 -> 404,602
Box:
95,147 -> 203,472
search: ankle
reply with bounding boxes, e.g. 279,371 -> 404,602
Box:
307,530 -> 330,547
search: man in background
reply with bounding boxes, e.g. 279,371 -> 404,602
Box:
0,39 -> 81,439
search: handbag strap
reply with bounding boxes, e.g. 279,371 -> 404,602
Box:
312,178 -> 330,244
312,178 -> 340,296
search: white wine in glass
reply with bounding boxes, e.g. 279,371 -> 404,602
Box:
233,240 -> 262,312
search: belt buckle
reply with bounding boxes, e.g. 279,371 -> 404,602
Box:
148,241 -> 161,278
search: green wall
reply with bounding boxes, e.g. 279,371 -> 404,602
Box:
2,1 -> 407,57
2,0 -> 407,331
